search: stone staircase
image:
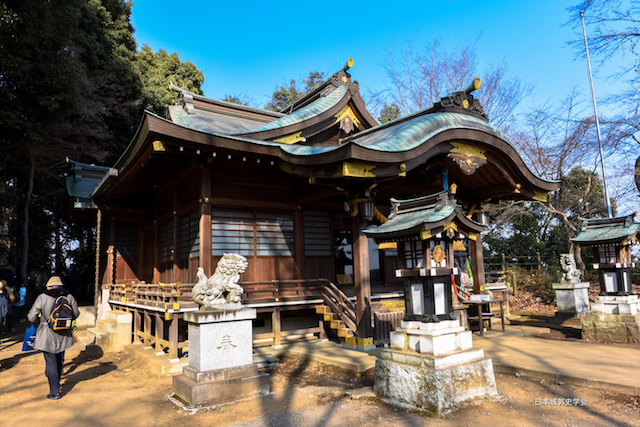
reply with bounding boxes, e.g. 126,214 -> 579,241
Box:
76,310 -> 133,353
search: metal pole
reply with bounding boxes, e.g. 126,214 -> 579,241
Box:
580,11 -> 613,218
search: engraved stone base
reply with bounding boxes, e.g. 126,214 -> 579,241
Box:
581,312 -> 640,344
172,364 -> 270,408
552,282 -> 591,313
184,308 -> 256,372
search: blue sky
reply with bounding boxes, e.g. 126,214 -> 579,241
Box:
130,0 -> 626,115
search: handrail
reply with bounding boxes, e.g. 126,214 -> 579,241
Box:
319,280 -> 358,337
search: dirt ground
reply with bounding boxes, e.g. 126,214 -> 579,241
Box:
1,339 -> 639,427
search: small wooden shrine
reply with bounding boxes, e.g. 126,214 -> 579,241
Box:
364,188 -> 486,322
573,213 -> 640,343
572,213 -> 638,296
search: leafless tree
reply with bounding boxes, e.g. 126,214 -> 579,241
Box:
376,36 -> 533,130
567,1 -> 640,194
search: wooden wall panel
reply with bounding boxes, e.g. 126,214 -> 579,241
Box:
142,228 -> 154,283
255,257 -> 296,281
304,257 -> 334,281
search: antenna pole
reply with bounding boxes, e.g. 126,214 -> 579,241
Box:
580,11 -> 613,218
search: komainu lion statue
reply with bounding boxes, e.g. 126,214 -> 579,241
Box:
192,253 -> 248,309
560,253 -> 581,283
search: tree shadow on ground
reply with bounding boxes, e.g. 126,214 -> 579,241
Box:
61,346 -> 116,396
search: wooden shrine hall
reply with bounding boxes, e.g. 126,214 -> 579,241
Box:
67,59 -> 558,356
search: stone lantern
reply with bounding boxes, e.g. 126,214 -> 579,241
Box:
364,190 -> 496,412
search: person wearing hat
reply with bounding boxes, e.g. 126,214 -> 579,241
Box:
28,275 -> 79,400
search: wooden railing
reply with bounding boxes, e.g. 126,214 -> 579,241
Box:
319,280 -> 358,336
240,278 -> 359,338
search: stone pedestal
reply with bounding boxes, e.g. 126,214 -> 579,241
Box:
582,295 -> 640,344
374,320 -> 497,413
172,308 -> 270,408
552,282 -> 591,314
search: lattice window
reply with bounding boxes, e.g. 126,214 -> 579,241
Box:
256,213 -> 294,256
180,212 -> 200,260
403,240 -> 423,268
598,245 -> 617,264
211,210 -> 254,256
303,211 -> 332,256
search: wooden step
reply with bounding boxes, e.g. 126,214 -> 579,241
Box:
337,328 -> 353,338
315,306 -> 327,314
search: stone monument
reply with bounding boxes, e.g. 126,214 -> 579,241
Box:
551,254 -> 591,315
172,254 -> 270,408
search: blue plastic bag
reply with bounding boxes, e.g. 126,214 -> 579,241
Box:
22,325 -> 36,351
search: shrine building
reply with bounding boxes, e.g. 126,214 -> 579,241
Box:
66,60 -> 558,354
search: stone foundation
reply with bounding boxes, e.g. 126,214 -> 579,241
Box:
374,319 -> 497,412
581,313 -> 640,344
172,364 -> 270,408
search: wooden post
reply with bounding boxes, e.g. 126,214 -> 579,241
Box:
272,308 -> 281,348
153,219 -> 160,284
294,209 -> 305,278
352,216 -> 373,342
536,252 -> 542,273
199,168 -> 212,276
133,309 -> 141,344
143,311 -> 152,347
512,271 -> 518,298
173,183 -> 181,283
501,253 -> 506,272
471,234 -> 486,294
155,312 -> 163,354
169,314 -> 178,360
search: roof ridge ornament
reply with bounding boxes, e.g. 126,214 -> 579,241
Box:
324,58 -> 356,97
435,77 -> 488,121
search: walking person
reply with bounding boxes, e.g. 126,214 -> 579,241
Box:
27,276 -> 79,400
0,281 -> 9,337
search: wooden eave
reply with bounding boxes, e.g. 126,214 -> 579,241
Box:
94,111 -> 557,206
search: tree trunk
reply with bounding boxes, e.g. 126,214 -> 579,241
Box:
575,244 -> 586,278
20,155 -> 36,282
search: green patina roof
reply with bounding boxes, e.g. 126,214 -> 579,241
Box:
277,111 -> 517,157
65,160 -> 113,209
168,105 -> 269,135
346,110 -> 513,152
237,84 -> 350,135
571,214 -> 639,245
365,204 -> 457,239
364,191 -> 484,241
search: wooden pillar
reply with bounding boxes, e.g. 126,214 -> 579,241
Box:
153,219 -> 159,284
294,209 -> 305,278
103,217 -> 116,286
199,168 -> 212,276
471,234 -> 486,294
272,308 -> 281,348
143,311 -> 152,346
352,216 -> 373,341
133,309 -> 141,343
155,312 -> 163,354
169,314 -> 178,360
173,183 -> 181,283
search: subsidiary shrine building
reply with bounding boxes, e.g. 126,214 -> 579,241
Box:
69,60 -> 558,349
